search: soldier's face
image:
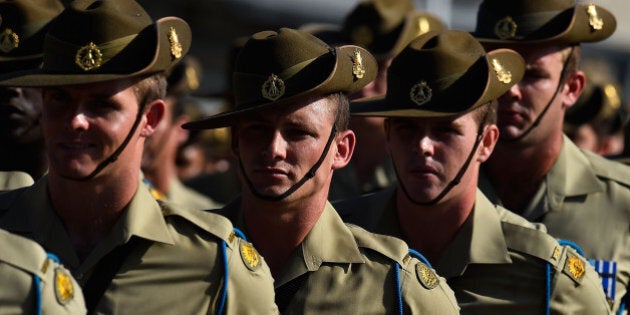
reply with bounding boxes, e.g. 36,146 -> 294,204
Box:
0,86 -> 43,144
385,113 -> 483,203
42,79 -> 145,180
233,97 -> 339,203
489,44 -> 569,141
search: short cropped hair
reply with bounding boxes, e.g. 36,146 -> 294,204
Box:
133,73 -> 167,111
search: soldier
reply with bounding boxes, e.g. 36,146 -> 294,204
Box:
0,229 -> 86,314
563,58 -> 626,157
473,0 -> 630,311
0,0 -> 64,180
335,29 -> 610,314
141,56 -> 222,210
183,28 -> 459,314
307,0 -> 447,201
0,0 -> 277,313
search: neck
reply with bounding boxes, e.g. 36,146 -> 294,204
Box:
485,133 -> 563,214
47,170 -> 139,261
142,157 -> 176,195
242,192 -> 326,278
396,187 -> 474,264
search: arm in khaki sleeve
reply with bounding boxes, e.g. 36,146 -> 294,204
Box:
224,236 -> 279,314
0,230 -> 86,314
401,258 -> 460,314
549,246 -> 611,315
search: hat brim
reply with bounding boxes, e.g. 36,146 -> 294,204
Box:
473,4 -> 616,45
0,17 -> 191,86
351,48 -> 524,118
183,45 -> 377,130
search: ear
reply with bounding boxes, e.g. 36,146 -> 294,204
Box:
140,99 -> 165,137
332,129 -> 355,170
477,124 -> 499,163
561,70 -> 586,109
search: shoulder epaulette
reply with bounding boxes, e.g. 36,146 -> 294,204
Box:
583,150 -> 630,187
502,221 -> 589,286
0,230 -> 46,277
346,223 -> 409,266
501,221 -> 559,265
157,200 -> 233,243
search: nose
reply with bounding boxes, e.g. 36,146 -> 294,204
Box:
414,134 -> 434,157
502,83 -> 523,102
263,130 -> 287,161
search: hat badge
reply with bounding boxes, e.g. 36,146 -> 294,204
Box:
491,59 -> 512,84
409,81 -> 432,106
0,28 -> 19,53
168,27 -> 183,59
352,49 -> 366,79
586,4 -> 603,31
417,17 -> 431,36
494,16 -> 517,40
75,42 -> 103,71
261,73 -> 285,101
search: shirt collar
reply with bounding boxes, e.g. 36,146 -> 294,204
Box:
436,190 -> 512,278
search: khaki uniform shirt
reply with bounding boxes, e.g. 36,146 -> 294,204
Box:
480,136 -> 630,311
168,178 -> 222,210
335,188 -> 611,314
0,229 -> 86,314
0,176 -> 278,315
0,171 -> 34,191
216,199 -> 460,314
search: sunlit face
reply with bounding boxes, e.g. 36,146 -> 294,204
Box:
386,113 -> 484,203
233,97 -> 340,202
0,86 -> 43,144
42,79 -> 146,180
489,44 -> 570,141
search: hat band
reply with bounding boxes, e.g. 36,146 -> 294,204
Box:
44,33 -> 138,72
233,55 -> 323,106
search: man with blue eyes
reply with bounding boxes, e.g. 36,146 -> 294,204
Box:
335,30 -> 609,314
0,0 -> 278,314
183,27 -> 460,314
473,1 -> 630,312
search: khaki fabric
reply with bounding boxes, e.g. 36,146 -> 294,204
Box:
168,178 -> 222,210
216,200 -> 460,314
0,176 -> 278,315
0,171 -> 34,191
480,135 -> 630,311
0,229 -> 86,314
335,188 -> 611,314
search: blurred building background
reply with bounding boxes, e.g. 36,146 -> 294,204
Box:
133,0 -> 630,113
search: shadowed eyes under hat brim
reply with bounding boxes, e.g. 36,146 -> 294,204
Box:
0,17 -> 191,87
183,45 -> 377,130
351,48 -> 524,118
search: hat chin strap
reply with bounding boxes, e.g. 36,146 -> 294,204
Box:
62,104 -> 146,182
239,125 -> 338,202
395,112 -> 488,206
501,46 -> 575,143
